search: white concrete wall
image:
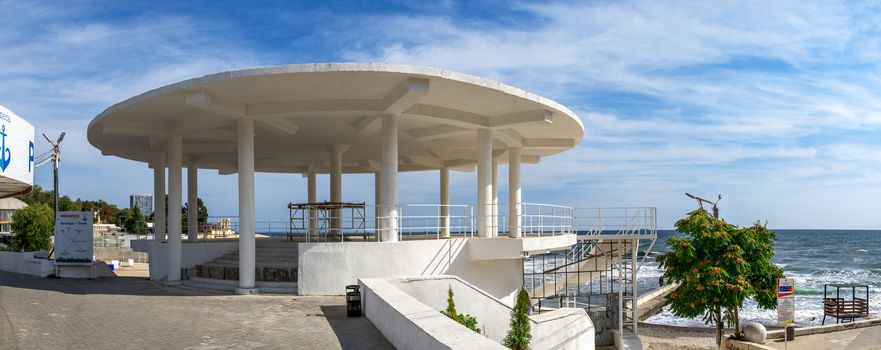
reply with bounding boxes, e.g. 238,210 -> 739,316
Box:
56,264 -> 93,278
298,239 -> 523,300
530,308 -> 595,350
0,251 -> 32,273
389,275 -> 515,341
131,236 -> 566,302
131,239 -> 239,281
360,277 -> 506,350
363,276 -> 594,350
0,252 -> 53,277
467,234 -> 576,260
24,258 -> 53,277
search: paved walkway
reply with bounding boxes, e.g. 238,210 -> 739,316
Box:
767,326 -> 881,350
0,271 -> 393,349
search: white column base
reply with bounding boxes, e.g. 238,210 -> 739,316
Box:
235,287 -> 260,295
163,279 -> 181,287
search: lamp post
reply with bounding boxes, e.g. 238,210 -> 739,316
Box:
35,132 -> 65,218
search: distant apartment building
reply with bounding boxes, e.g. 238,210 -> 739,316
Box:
129,194 -> 153,217
0,197 -> 27,235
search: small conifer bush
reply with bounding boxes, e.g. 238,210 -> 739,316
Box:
503,288 -> 532,350
440,285 -> 481,334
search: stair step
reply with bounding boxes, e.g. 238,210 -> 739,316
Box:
222,254 -> 298,262
183,277 -> 298,294
205,260 -> 298,269
181,279 -> 237,292
228,251 -> 299,256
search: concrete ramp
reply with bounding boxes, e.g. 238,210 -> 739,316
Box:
529,241 -> 627,298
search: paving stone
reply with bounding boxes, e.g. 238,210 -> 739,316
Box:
0,271 -> 392,350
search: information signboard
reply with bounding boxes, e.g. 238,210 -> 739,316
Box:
54,211 -> 93,263
777,278 -> 795,325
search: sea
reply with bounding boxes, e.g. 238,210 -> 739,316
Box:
263,229 -> 880,327
641,229 -> 881,327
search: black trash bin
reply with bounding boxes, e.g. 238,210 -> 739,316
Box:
346,284 -> 362,317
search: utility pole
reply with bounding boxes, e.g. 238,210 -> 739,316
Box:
36,132 -> 65,218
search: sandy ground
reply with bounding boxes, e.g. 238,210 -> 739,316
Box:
639,323 -> 721,350
111,262 -> 150,277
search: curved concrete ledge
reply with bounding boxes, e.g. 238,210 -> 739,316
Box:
360,277 -> 504,350
360,275 -> 594,350
766,317 -> 881,339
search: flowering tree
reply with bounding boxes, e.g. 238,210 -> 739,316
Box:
656,208 -> 782,346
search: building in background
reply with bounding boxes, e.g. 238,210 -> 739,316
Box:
129,194 -> 153,217
0,197 -> 27,235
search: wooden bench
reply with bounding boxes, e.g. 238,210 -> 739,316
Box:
823,283 -> 870,325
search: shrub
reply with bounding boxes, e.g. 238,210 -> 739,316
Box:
10,204 -> 54,252
440,285 -> 481,334
503,288 -> 532,350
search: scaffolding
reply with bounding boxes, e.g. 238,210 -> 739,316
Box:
288,202 -> 370,242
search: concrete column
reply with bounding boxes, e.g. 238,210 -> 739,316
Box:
508,147 -> 522,238
327,144 -> 349,234
237,117 -> 257,294
374,171 -> 381,238
477,129 -> 492,238
492,160 -> 498,237
187,165 -> 198,241
166,135 -> 182,284
152,153 -> 166,241
307,171 -> 317,238
380,115 -> 398,241
440,167 -> 450,238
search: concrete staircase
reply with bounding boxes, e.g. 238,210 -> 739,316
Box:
182,239 -> 298,294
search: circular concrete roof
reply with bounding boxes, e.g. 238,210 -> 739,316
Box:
88,63 -> 584,174
0,197 -> 27,210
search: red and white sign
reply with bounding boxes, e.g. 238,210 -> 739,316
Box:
777,278 -> 795,325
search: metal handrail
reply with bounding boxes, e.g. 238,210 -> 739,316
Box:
145,205 -> 657,243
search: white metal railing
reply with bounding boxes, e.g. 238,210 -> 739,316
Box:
572,207 -> 656,236
520,203 -> 575,236
398,204 -> 474,240
145,205 -> 656,242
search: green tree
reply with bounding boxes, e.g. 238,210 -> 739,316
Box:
58,195 -> 81,211
19,185 -> 52,207
115,208 -> 132,228
182,197 -> 209,235
440,285 -> 481,334
503,288 -> 532,350
10,204 -> 54,252
125,205 -> 148,235
656,208 -> 783,346
726,222 -> 782,337
17,186 -> 122,224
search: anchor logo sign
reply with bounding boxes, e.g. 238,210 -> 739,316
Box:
0,125 -> 10,172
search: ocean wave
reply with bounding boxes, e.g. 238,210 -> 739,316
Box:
793,288 -> 824,296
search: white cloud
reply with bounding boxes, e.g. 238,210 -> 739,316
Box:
340,1 -> 881,228
5,1 -> 881,228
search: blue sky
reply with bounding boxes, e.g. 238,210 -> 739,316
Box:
3,0 -> 881,229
